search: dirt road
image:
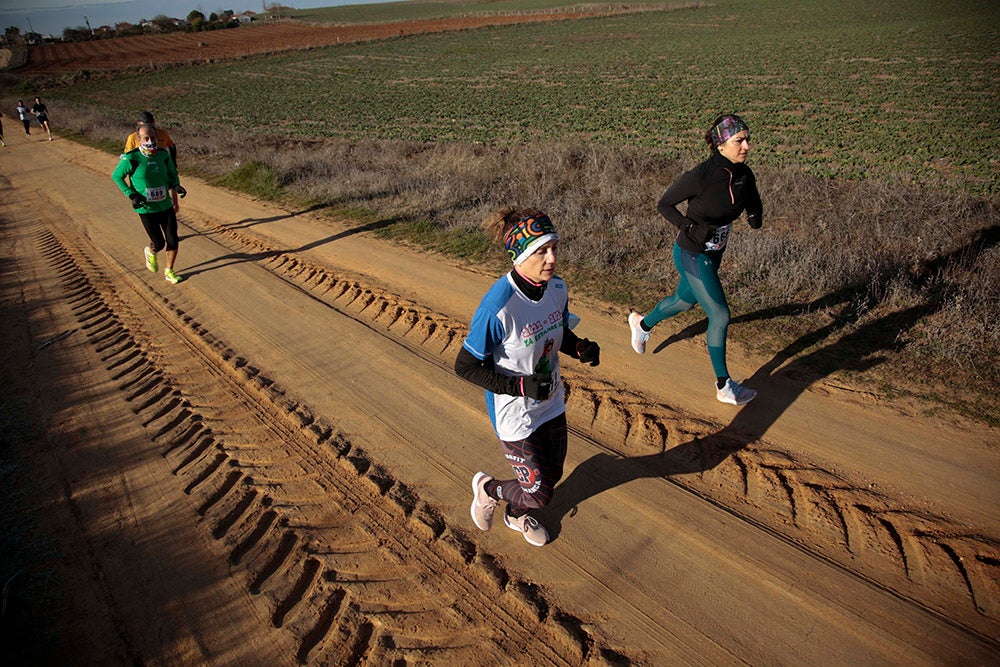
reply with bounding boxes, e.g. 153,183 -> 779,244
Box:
2,132 -> 998,664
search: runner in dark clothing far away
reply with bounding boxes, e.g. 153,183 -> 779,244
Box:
31,97 -> 52,141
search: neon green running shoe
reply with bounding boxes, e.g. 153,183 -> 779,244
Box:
144,246 -> 158,273
164,268 -> 182,284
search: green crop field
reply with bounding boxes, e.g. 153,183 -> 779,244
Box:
292,0 -> 660,24
54,0 -> 1000,196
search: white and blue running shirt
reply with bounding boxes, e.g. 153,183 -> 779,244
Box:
462,272 -> 568,441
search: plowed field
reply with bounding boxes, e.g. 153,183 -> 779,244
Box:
20,11 -> 634,75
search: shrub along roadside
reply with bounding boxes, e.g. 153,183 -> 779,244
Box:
47,103 -> 1000,425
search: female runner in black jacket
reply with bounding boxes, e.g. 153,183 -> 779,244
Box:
628,114 -> 763,406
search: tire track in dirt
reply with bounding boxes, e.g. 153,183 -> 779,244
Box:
35,225 -> 634,664
179,209 -> 1000,642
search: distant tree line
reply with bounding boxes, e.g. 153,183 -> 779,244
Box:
2,9 -> 252,45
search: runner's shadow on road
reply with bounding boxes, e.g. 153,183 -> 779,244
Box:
217,202 -> 339,232
178,216 -> 401,279
540,224 -> 999,542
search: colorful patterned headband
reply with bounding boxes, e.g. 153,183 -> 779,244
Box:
710,115 -> 750,147
503,213 -> 559,265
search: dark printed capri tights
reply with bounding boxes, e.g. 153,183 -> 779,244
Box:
495,412 -> 568,518
139,208 -> 179,252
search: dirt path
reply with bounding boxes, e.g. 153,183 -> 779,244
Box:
1,132 -> 997,664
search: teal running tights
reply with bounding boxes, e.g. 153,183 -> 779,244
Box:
643,243 -> 730,378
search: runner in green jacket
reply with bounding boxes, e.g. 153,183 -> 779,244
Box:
112,124 -> 185,284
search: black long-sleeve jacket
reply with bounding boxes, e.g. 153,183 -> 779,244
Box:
657,150 -> 763,254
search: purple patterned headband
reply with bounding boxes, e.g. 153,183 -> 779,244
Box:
710,115 -> 750,147
503,213 -> 559,265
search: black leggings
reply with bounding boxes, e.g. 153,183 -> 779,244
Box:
491,413 -> 568,517
139,208 -> 179,252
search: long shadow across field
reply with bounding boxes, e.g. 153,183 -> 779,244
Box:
178,216 -> 400,279
538,225 -> 998,541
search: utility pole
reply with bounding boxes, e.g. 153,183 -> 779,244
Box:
84,16 -> 94,35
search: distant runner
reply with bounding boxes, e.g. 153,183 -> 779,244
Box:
112,124 -> 184,284
15,100 -> 31,135
31,97 -> 52,141
457,208 -> 601,547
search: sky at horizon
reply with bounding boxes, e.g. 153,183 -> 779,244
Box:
0,0 -> 391,37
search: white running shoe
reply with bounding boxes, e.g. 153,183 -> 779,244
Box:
144,246 -> 158,273
470,472 -> 498,531
716,378 -> 757,406
503,511 -> 549,546
628,311 -> 649,354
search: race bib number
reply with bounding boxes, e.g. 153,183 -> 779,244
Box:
705,223 -> 732,252
145,186 -> 167,202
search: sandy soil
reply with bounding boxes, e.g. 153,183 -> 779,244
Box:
1,132 -> 998,665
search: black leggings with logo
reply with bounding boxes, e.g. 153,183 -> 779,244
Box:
490,413 -> 567,518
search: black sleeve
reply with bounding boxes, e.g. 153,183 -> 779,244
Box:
657,168 -> 701,230
169,145 -> 178,165
455,346 -> 519,396
560,325 -> 583,358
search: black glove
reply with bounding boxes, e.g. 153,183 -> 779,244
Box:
129,193 -> 147,209
687,223 -> 714,245
519,372 -> 553,400
576,339 -> 600,366
746,212 -> 762,229
175,184 -> 187,198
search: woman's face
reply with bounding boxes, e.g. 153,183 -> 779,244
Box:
718,130 -> 750,163
518,240 -> 558,283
